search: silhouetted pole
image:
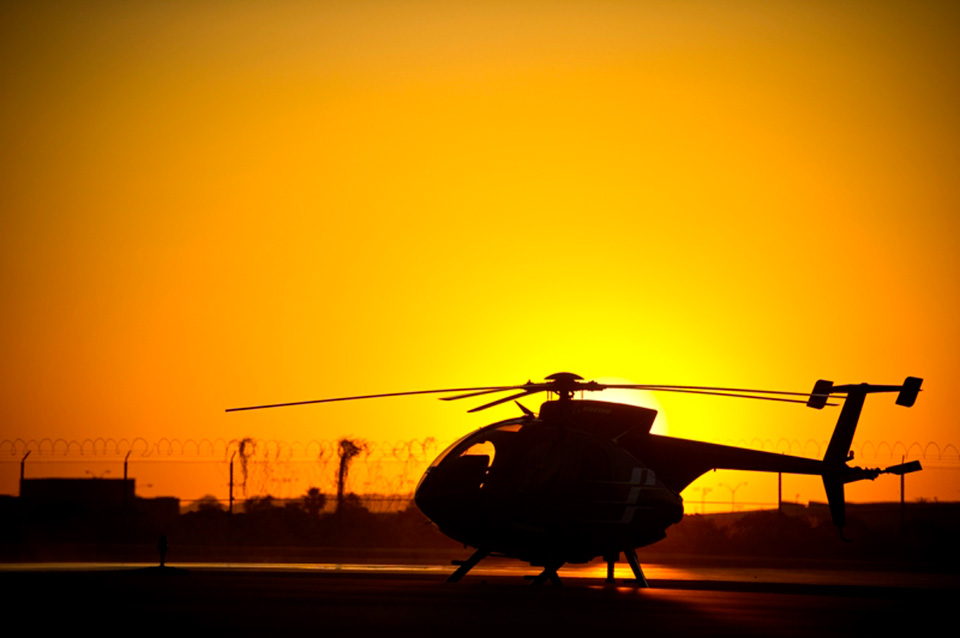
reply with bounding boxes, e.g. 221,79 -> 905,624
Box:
229,451 -> 236,514
778,469 -> 783,514
900,454 -> 905,530
124,451 -> 131,506
20,451 -> 30,495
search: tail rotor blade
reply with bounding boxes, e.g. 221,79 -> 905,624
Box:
883,460 -> 922,476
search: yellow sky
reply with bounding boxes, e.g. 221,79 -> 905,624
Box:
1,1 -> 957,504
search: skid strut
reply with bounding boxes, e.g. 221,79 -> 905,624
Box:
604,553 -> 618,584
529,561 -> 564,586
447,548 -> 490,583
624,548 -> 649,587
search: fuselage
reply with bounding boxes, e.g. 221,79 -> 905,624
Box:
414,400 -> 685,565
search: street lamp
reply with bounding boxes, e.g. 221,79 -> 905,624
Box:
719,481 -> 747,512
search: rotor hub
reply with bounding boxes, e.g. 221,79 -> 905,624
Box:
544,372 -> 585,401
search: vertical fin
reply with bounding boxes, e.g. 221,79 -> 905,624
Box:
824,387 -> 867,467
821,474 -> 848,539
822,387 -> 867,532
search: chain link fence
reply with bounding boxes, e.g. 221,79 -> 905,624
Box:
3,436 -> 957,513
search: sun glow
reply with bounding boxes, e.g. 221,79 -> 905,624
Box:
592,377 -> 670,436
0,2 -> 954,507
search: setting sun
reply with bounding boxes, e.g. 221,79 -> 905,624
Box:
1,2 -> 956,514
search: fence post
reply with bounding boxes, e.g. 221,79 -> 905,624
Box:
229,451 -> 236,514
778,470 -> 782,514
124,451 -> 131,506
778,452 -> 784,514
900,454 -> 905,530
20,451 -> 30,496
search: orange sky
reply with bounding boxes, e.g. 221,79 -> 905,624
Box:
1,1 -> 958,506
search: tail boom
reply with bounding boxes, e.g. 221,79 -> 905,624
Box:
641,376 -> 924,533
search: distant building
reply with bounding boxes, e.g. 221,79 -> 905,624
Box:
19,478 -> 179,526
20,477 -> 136,508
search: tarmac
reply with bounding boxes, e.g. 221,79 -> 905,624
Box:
3,561 -> 955,636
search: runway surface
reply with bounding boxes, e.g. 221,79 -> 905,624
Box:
3,561 -> 955,636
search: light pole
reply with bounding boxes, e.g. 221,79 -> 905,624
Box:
696,487 -> 712,514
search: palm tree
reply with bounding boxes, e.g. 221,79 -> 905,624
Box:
302,487 -> 326,517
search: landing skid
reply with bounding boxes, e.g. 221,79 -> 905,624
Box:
448,548 -> 646,587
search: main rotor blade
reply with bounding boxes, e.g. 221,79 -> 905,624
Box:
440,386 -> 529,401
605,384 -> 834,398
609,386 -> 838,405
228,379 -> 843,413
226,386 -> 519,412
467,389 -> 547,413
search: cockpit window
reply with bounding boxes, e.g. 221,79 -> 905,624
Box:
460,440 -> 496,465
429,420 -> 525,469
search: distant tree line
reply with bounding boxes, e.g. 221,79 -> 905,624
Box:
2,491 -> 958,565
653,506 -> 960,564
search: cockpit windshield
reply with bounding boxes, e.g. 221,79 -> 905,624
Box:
428,419 -> 526,470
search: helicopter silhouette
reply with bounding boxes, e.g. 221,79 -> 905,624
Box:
228,372 -> 923,586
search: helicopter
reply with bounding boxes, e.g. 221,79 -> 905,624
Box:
227,372 -> 923,586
